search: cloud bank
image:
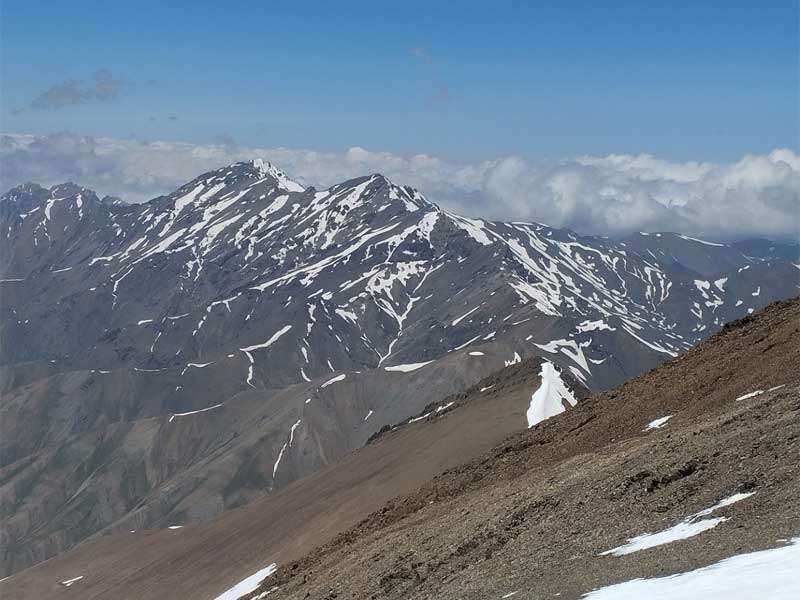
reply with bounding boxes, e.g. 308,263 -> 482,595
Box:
1,132 -> 797,241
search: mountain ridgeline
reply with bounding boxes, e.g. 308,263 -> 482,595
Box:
0,160 -> 797,575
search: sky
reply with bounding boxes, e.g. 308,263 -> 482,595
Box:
1,1 -> 798,240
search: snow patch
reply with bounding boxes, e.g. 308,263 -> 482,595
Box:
527,361 -> 578,428
448,214 -> 493,245
253,158 -> 304,192
677,234 -> 725,247
272,444 -> 288,478
240,325 -> 292,353
452,305 -> 481,326
384,360 -> 433,373
736,389 -> 764,401
534,338 -> 591,378
600,492 -> 755,556
320,373 -> 346,388
577,319 -> 615,333
169,403 -> 224,421
586,538 -> 800,599
644,415 -> 673,431
60,575 -> 84,587
212,563 -> 278,600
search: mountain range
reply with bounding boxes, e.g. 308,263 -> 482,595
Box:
1,159 -> 798,577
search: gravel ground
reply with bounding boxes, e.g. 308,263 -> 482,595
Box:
248,298 -> 800,600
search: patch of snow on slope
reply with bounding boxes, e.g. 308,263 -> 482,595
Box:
272,443 -> 287,478
454,334 -> 482,351
577,319 -> 616,333
677,234 -> 725,247
527,361 -> 578,428
452,305 -> 481,326
644,415 -> 673,430
212,563 -> 278,600
384,360 -> 433,373
169,403 -> 224,421
408,411 -> 431,423
60,575 -> 83,587
603,519 -> 727,557
585,538 -> 800,599
240,325 -> 292,353
321,373 -> 346,388
448,214 -> 493,245
600,492 -> 755,556
736,389 -> 764,401
534,338 -> 591,377
253,158 -> 304,192
288,419 -> 301,446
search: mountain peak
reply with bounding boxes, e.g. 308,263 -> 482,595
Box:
249,158 -> 305,193
331,172 -> 436,214
49,182 -> 95,198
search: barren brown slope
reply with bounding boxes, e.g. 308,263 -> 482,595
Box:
0,359 -> 585,600
246,297 -> 800,599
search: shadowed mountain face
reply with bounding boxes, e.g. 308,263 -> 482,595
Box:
0,160 -> 797,576
732,237 -> 800,262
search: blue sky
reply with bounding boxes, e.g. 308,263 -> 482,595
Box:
2,0 -> 797,162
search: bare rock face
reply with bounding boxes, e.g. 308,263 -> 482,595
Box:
0,161 -> 796,576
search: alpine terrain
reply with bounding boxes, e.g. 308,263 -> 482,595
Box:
0,160 -> 797,581
2,296 -> 798,599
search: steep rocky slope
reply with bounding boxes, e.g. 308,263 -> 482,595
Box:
244,298 -> 800,599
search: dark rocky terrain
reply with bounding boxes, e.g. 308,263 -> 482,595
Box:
1,160 -> 797,576
246,298 -> 800,600
1,299 -> 797,600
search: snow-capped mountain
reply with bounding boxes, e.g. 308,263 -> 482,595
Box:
3,159 -> 793,385
0,160 -> 797,575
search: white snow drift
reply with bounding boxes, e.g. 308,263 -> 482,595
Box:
600,492 -> 755,556
212,563 -> 278,600
526,361 -> 578,428
585,538 -> 800,599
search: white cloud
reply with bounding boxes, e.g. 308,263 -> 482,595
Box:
1,132 -> 798,241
